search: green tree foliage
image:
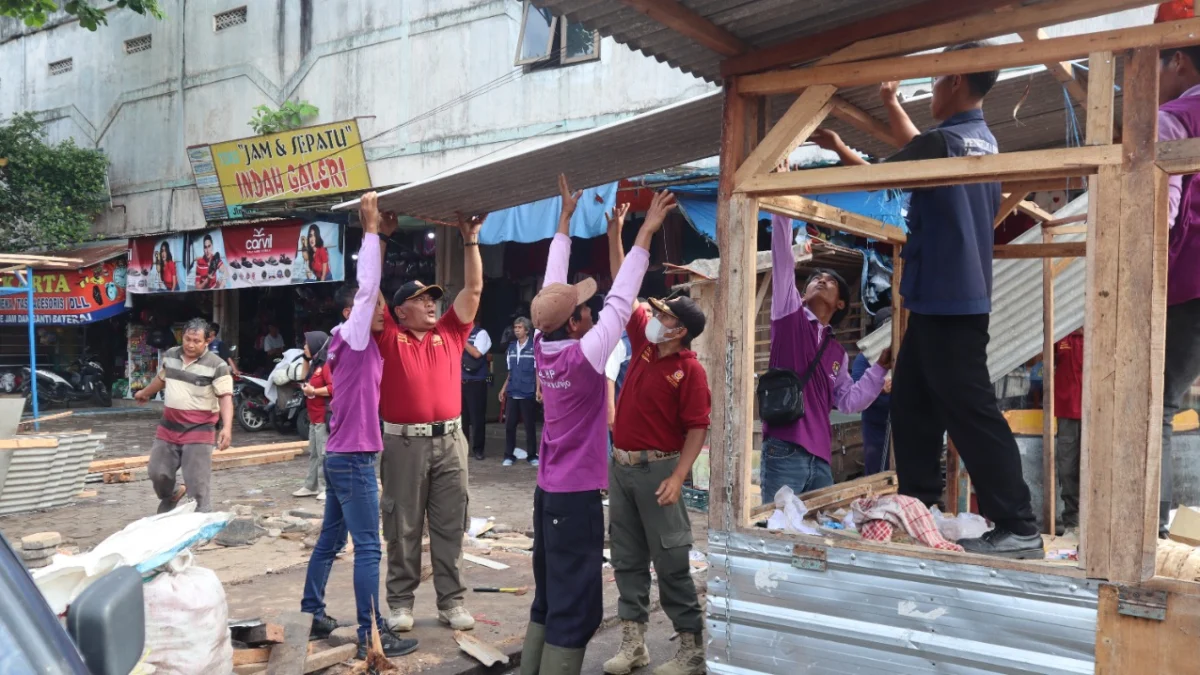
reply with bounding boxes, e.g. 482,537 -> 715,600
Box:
1,0 -> 164,31
0,114 -> 110,251
248,101 -> 320,135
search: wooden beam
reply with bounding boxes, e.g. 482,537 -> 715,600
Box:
708,78 -> 758,530
720,0 -> 1014,77
1042,228 -> 1057,536
1046,213 -> 1090,228
994,242 -> 1086,259
737,145 -> 1121,196
618,0 -> 748,57
1002,177 -> 1089,193
830,96 -> 901,148
1083,48 -> 1166,583
739,18 -> 1200,95
734,85 -> 836,187
1086,51 -> 1117,146
1018,29 -> 1088,104
1155,136 -> 1200,175
1017,200 -> 1058,223
1044,223 -> 1088,236
759,195 -> 907,244
994,191 -> 1030,228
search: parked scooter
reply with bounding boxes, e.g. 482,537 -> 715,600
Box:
235,375 -> 306,437
19,349 -> 110,408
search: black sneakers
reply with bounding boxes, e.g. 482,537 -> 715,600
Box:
355,629 -> 419,660
310,614 -> 340,641
959,529 -> 1044,559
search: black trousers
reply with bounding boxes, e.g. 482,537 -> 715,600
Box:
504,396 -> 538,461
461,380 -> 489,458
530,487 -> 604,648
890,312 -> 1037,536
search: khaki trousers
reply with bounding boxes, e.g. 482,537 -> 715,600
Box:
380,430 -> 469,611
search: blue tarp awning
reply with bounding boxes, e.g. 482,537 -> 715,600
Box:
479,182 -> 618,245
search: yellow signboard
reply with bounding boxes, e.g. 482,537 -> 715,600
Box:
187,120 -> 371,221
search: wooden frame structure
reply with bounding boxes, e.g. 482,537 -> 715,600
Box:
682,4 -> 1200,670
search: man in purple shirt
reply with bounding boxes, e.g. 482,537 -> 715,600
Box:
519,175 -> 674,675
299,193 -> 418,660
1157,46 -> 1200,537
760,211 -> 890,504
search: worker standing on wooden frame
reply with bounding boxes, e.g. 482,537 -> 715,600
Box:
1156,44 -> 1200,538
602,199 -> 710,675
520,175 -> 672,675
814,42 -> 1040,558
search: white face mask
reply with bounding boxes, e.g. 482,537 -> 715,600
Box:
644,317 -> 677,344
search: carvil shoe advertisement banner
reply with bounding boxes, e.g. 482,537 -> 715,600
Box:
127,234 -> 186,294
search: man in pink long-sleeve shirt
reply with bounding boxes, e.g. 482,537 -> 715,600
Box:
519,175 -> 675,675
760,211 -> 892,504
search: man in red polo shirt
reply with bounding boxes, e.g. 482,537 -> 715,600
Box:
604,294 -> 710,675
1053,329 -> 1084,536
374,212 -> 484,634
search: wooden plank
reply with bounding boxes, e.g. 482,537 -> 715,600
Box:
945,438 -> 961,515
737,146 -> 1121,196
464,552 -> 509,570
0,437 -> 58,450
993,243 -> 1086,259
1087,51 -> 1117,146
1017,200 -> 1058,223
618,0 -> 747,57
265,611 -> 312,675
301,644 -> 356,674
751,471 -> 898,518
734,85 -> 836,187
1003,177 -> 1089,194
18,410 -> 73,426
1018,29 -> 1089,104
234,647 -> 272,666
1043,228 -> 1057,536
1044,224 -> 1088,236
1155,136 -> 1200,175
1095,585 -> 1200,673
211,450 -> 302,471
739,18 -> 1200,95
88,441 -> 307,473
994,191 -> 1030,228
830,97 -> 902,148
721,0 -> 1028,77
759,195 -> 907,243
1045,217 -> 1089,231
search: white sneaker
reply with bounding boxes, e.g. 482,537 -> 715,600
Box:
502,459 -> 514,467
438,606 -> 475,631
292,487 -> 318,498
317,491 -> 327,501
387,607 -> 414,632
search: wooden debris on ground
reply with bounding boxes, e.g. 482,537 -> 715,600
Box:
266,611 -> 313,675
0,436 -> 58,450
18,410 -> 74,426
750,471 -> 899,519
96,448 -> 303,484
349,605 -> 397,674
88,441 -> 307,474
454,631 -> 510,667
231,620 -> 286,646
463,552 -> 509,570
233,643 -> 313,666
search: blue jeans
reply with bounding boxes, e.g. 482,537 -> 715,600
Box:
301,452 -> 383,642
759,437 -> 833,505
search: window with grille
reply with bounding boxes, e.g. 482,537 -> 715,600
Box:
214,7 -> 247,32
124,35 -> 152,54
48,58 -> 73,76
515,2 -> 599,68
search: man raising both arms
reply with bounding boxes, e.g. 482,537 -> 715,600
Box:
299,193 -> 418,660
520,175 -> 675,675
374,208 -> 485,634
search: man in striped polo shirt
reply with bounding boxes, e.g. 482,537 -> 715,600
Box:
136,317 -> 234,512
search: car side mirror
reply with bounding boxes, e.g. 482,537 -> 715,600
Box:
66,566 -> 144,675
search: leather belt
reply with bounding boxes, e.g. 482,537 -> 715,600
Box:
383,417 -> 462,438
612,448 -> 680,466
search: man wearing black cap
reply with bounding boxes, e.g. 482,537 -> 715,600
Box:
603,293 -> 711,675
372,211 -> 484,634
760,210 -> 891,505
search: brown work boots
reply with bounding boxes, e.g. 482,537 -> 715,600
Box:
602,621 -> 706,675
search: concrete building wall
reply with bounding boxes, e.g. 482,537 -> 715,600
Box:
0,0 -> 714,239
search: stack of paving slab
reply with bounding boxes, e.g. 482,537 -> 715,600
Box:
18,532 -> 61,570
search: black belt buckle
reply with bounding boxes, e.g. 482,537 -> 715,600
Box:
431,422 -> 446,437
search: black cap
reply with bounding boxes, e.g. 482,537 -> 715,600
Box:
649,296 -> 706,340
392,280 -> 444,306
806,268 -> 852,326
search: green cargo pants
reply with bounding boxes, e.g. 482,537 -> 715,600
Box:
609,456 -> 703,634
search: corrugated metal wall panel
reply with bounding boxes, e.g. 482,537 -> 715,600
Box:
707,531 -> 1098,674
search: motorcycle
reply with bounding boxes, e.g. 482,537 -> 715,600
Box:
235,375 -> 306,437
19,349 -> 110,408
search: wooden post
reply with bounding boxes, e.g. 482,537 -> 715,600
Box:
1082,48 -> 1166,583
946,438 -> 960,514
1043,227 -> 1057,536
888,249 -> 906,474
709,79 -> 760,528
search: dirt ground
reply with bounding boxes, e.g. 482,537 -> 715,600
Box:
0,409 -> 710,674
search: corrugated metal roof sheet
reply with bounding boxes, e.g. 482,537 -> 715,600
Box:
858,191 -> 1089,382
534,0 -> 936,83
29,242 -> 127,270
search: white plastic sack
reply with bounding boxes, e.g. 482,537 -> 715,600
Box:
930,506 -> 992,542
33,503 -> 232,615
765,486 -> 820,535
143,552 -> 232,675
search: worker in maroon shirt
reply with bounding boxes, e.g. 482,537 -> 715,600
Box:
604,289 -> 710,675
1053,330 -> 1084,536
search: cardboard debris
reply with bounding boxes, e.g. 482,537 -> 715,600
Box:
1168,505 -> 1200,547
455,631 -> 510,667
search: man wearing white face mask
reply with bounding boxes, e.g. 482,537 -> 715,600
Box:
603,289 -> 710,675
